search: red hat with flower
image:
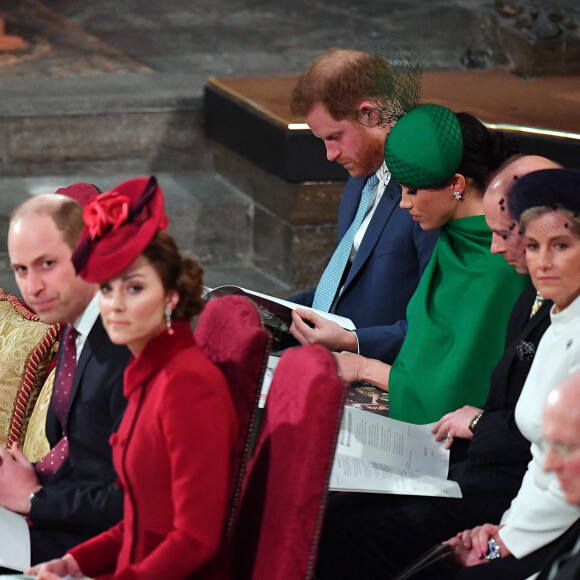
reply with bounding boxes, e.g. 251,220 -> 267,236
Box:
55,183 -> 102,207
72,176 -> 168,282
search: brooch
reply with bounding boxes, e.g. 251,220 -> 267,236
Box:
516,340 -> 536,361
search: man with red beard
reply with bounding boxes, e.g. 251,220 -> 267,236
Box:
289,48 -> 438,364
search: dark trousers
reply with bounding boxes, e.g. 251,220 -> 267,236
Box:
30,527 -> 94,565
315,490 -> 552,580
444,539 -> 562,580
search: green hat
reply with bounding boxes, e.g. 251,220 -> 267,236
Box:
385,104 -> 463,189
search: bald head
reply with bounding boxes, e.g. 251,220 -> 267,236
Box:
11,194 -> 85,251
487,156 -> 562,202
309,48 -> 365,76
542,370 -> 580,505
544,371 -> 580,426
12,192 -> 70,217
482,156 -> 562,274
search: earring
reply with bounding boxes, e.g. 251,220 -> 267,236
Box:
164,307 -> 174,336
453,191 -> 462,201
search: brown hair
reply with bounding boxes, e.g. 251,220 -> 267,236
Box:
290,48 -> 390,120
143,231 -> 205,320
10,194 -> 85,250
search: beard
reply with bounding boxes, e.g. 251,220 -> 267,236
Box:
342,130 -> 386,177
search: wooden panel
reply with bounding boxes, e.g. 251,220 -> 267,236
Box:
208,69 -> 580,136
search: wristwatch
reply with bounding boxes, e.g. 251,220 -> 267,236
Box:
469,411 -> 485,432
486,537 -> 501,560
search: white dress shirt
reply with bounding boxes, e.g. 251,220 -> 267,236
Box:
72,293 -> 100,360
350,162 -> 392,261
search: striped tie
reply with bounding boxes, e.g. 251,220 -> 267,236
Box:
312,174 -> 378,312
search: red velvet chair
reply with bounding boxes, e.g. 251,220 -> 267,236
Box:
232,343 -> 348,580
194,294 -> 272,533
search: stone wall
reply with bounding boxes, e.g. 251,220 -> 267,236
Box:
492,0 -> 580,75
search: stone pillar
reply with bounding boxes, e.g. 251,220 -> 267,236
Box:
212,141 -> 344,293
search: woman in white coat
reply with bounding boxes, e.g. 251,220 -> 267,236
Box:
446,168 -> 580,579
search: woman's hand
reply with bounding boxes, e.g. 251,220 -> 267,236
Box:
290,309 -> 358,353
334,351 -> 366,383
444,524 -> 508,566
432,406 -> 483,449
334,352 -> 391,389
28,553 -> 83,579
444,534 -> 484,568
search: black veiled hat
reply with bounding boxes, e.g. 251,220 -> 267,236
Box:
508,168 -> 580,222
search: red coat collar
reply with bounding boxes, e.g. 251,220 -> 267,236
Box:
123,320 -> 194,397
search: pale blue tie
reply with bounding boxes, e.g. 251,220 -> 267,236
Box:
312,174 -> 379,312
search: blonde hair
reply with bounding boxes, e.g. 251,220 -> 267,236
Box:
520,206 -> 580,238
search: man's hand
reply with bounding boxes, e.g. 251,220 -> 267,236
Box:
432,405 -> 483,449
0,443 -> 41,514
28,553 -> 84,579
290,309 -> 358,353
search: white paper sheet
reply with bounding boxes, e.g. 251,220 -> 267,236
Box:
329,407 -> 462,498
0,504 -> 30,571
259,354 -> 280,408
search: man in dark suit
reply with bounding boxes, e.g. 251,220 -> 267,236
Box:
315,155 -> 557,579
0,191 -> 130,564
535,372 -> 580,580
288,48 -> 439,363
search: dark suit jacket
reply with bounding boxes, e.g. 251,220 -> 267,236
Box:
536,518 -> 580,580
450,284 -> 552,505
442,286 -> 555,580
29,315 -> 130,559
292,175 -> 439,363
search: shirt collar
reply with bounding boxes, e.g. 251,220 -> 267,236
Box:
73,292 -> 100,338
376,162 -> 391,189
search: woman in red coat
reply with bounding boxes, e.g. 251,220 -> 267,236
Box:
30,177 -> 237,580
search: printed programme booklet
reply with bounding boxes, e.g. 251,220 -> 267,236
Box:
330,406 -> 462,498
203,285 -> 355,334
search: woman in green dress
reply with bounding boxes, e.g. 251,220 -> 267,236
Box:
336,104 -> 528,424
